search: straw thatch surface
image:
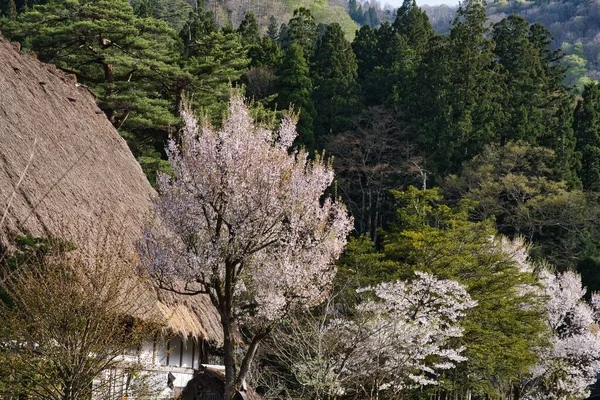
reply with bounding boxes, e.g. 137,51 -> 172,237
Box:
0,36 -> 222,346
180,368 -> 262,400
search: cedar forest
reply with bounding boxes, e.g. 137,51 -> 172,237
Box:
4,0 -> 600,399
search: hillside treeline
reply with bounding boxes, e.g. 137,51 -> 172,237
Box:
420,0 -> 600,90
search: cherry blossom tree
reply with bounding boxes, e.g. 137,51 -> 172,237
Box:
520,269 -> 600,400
262,272 -> 476,399
139,95 -> 353,399
336,272 -> 477,399
500,236 -> 600,400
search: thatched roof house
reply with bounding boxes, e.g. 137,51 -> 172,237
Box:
0,36 -> 222,346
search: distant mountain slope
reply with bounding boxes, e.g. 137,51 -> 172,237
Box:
202,0 -> 359,40
421,0 -> 600,89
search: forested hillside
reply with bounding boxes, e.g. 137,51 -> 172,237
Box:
423,0 -> 600,90
3,0 -> 600,398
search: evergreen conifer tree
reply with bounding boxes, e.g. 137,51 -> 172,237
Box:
267,15 -> 278,41
574,83 -> 600,191
276,43 -> 315,150
237,11 -> 260,44
411,0 -> 501,173
0,0 -> 16,19
280,7 -> 317,58
367,7 -> 379,27
311,23 -> 360,141
393,0 -> 434,54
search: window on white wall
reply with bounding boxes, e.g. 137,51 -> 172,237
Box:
168,336 -> 182,367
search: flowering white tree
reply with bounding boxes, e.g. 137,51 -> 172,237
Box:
520,269 -> 600,400
335,272 -> 477,399
500,237 -> 600,400
263,272 -> 476,400
139,95 -> 353,399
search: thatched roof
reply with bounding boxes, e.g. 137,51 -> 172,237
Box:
0,36 -> 222,346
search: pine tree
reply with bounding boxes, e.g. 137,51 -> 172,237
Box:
492,15 -> 576,180
183,28 -> 249,122
392,0 -> 434,54
348,0 -> 359,22
248,36 -> 281,68
237,11 -> 260,44
574,83 -> 600,191
410,0 -> 501,174
311,23 -> 360,141
180,5 -> 217,58
276,43 -> 315,150
367,6 -> 379,27
280,7 -> 317,58
0,0 -> 16,19
131,0 -> 192,31
267,15 -> 278,41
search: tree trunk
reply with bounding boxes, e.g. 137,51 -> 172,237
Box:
237,329 -> 270,389
222,310 -> 237,400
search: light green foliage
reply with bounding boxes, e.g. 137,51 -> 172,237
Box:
335,235 -> 399,302
563,53 -> 589,91
443,142 -> 600,267
382,187 -> 547,398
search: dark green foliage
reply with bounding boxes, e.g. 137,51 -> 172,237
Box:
392,0 -> 434,54
267,15 -> 279,41
280,7 -> 317,58
180,8 -> 249,122
408,0 -> 500,174
365,6 -> 379,28
352,0 -> 434,109
577,256 -> 600,298
311,23 -> 360,141
574,83 -> 600,191
130,0 -> 192,31
492,16 -> 578,183
352,24 -> 388,105
237,11 -> 260,44
0,0 -> 16,19
183,28 -> 249,121
276,43 -> 315,150
180,5 -> 218,57
348,0 -> 363,24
